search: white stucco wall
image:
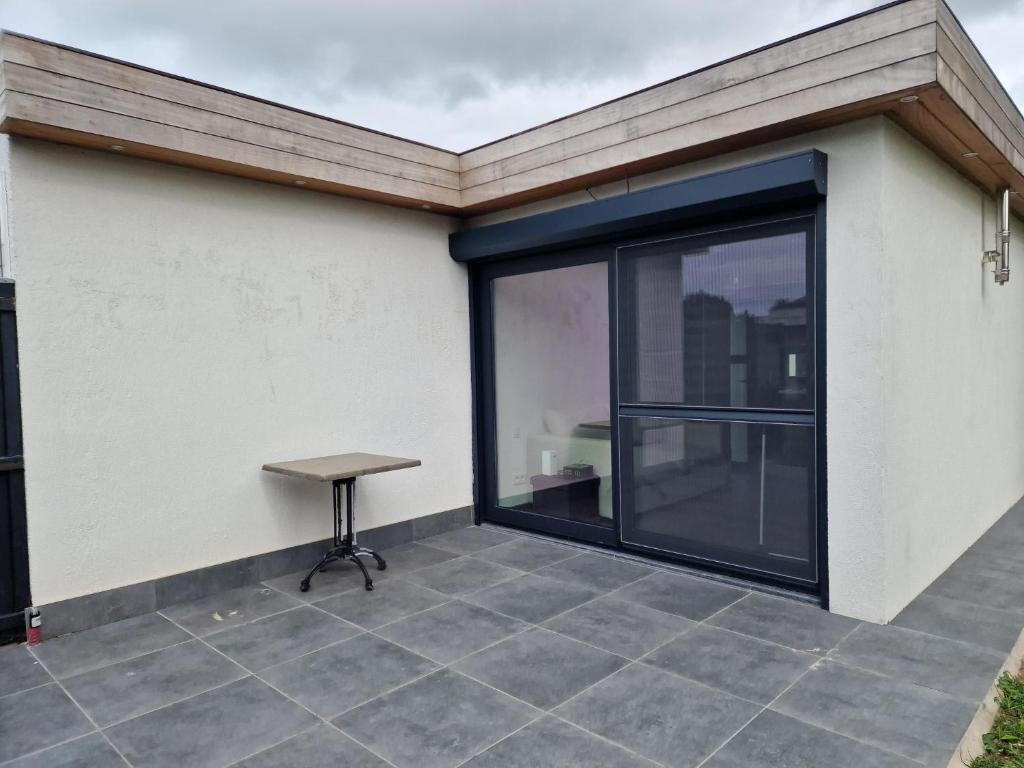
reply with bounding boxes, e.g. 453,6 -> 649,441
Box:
472,117 -> 891,621
7,138 -> 473,606
879,121 -> 1024,620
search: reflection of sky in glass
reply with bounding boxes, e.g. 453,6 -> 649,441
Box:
680,231 -> 806,316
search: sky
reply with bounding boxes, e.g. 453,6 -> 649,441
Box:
0,0 -> 1021,151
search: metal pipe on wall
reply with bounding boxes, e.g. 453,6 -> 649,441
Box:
983,188 -> 1011,285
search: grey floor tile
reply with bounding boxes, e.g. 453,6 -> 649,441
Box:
63,639 -> 246,726
374,542 -> 460,576
264,560 -> 389,602
419,526 -> 515,554
534,553 -> 654,593
471,537 -> 577,572
464,574 -> 599,624
375,600 -> 528,664
893,593 -> 1024,654
829,622 -> 1005,701
334,669 -> 537,768
160,585 -> 301,636
555,664 -> 761,768
707,593 -> 859,653
0,683 -> 93,763
0,643 -> 51,696
703,709 -> 920,768
313,579 -> 448,629
2,732 -> 125,768
105,677 -> 316,768
610,571 -> 747,621
259,633 -> 437,718
401,556 -> 521,596
772,660 -> 976,765
231,723 -> 390,767
453,627 -> 627,709
463,715 -> 658,767
544,596 -> 694,660
32,612 -> 190,679
642,625 -> 816,704
205,605 -> 362,670
926,566 -> 1024,614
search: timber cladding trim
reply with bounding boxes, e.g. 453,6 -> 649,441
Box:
1,0 -> 1023,217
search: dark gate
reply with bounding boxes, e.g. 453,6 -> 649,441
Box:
0,280 -> 28,643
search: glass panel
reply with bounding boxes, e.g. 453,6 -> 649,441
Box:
620,221 -> 812,410
619,416 -> 815,581
492,262 -> 613,528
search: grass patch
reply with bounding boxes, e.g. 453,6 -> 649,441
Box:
967,667 -> 1024,767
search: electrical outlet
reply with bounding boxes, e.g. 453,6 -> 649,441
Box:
513,473 -> 526,485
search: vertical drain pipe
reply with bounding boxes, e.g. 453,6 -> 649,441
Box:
985,188 -> 1011,284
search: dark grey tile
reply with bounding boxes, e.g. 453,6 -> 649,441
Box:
41,581 -> 156,638
411,505 -> 474,540
708,593 -> 859,653
401,556 -> 520,596
0,684 -> 93,763
232,723 -> 390,768
611,571 -> 747,621
373,542 -> 460,576
703,709 -> 920,768
205,606 -> 362,671
63,639 -> 246,726
463,715 -> 658,768
0,643 -> 51,696
376,600 -> 528,664
32,612 -> 190,679
155,557 -> 259,607
358,519 -> 413,551
2,732 -> 125,768
471,537 -> 577,572
555,664 -> 760,768
829,623 -> 1004,701
420,526 -> 515,554
256,538 -> 332,582
334,669 -> 537,768
926,566 -> 1024,615
543,596 -> 693,660
160,585 -> 300,636
772,660 -> 976,765
893,593 -> 1024,654
264,560 -> 388,603
643,625 -> 816,704
464,574 -> 599,624
259,634 -> 437,717
454,627 -> 627,709
106,677 -> 316,768
313,580 -> 448,629
535,553 -> 654,592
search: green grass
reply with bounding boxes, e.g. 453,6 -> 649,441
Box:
967,668 -> 1024,768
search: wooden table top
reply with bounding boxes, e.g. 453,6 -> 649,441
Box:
262,452 -> 421,482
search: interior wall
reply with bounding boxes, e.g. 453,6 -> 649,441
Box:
469,118 -> 891,621
879,120 -> 1024,620
8,138 -> 473,606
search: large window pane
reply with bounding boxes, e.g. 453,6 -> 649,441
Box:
619,416 -> 815,581
492,262 -> 613,528
619,221 -> 812,410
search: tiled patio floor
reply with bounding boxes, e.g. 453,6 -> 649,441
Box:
2,503 -> 1023,768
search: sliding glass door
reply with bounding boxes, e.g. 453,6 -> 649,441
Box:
616,217 -> 818,584
477,252 -> 616,544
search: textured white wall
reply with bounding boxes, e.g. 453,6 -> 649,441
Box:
8,138 -> 473,605
471,118 -> 892,621
879,121 -> 1024,620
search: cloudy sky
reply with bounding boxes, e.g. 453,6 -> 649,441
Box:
0,0 -> 1021,150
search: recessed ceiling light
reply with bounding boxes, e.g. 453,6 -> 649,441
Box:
421,204 -> 432,210
899,95 -> 919,103
110,145 -> 125,151
294,180 -> 306,186
962,151 -> 979,158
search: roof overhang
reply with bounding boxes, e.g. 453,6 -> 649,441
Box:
1,0 -> 1021,218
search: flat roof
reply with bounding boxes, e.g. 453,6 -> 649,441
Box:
1,0 -> 1021,216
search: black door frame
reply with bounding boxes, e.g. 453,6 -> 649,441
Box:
457,151 -> 829,604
